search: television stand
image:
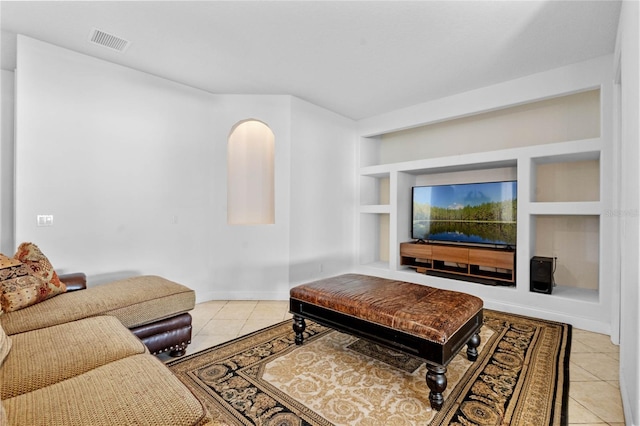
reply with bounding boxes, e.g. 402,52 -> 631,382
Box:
400,242 -> 516,286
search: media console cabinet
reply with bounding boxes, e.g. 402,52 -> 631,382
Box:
400,242 -> 516,285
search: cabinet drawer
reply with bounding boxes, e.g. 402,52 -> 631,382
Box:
469,249 -> 514,269
432,246 -> 469,263
400,243 -> 432,258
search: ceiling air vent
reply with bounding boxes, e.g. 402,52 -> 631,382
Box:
88,28 -> 130,53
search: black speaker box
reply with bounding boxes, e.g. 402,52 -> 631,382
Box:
530,256 -> 554,294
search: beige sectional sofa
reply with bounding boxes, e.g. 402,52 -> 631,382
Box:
1,259 -> 210,425
3,273 -> 196,356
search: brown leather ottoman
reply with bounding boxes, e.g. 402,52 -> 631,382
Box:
289,273 -> 483,410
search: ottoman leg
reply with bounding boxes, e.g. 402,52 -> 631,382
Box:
426,365 -> 447,410
466,332 -> 481,361
293,315 -> 306,345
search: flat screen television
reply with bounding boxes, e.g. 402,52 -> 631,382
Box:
412,181 -> 517,247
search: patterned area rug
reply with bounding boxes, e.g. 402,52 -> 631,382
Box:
167,310 -> 571,425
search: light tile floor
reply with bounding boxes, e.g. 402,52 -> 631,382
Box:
173,300 -> 626,425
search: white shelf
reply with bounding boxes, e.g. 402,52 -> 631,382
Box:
531,148 -> 600,164
361,138 -> 600,172
537,285 -> 599,303
360,205 -> 390,214
529,201 -> 601,215
360,165 -> 391,178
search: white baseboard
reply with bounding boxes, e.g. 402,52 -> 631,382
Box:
483,300 -> 611,335
620,375 -> 639,426
195,290 -> 289,304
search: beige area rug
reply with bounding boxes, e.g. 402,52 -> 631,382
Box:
167,310 -> 571,425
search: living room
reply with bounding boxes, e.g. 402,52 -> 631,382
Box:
1,1 -> 638,425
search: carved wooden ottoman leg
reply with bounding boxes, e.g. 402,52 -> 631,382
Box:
426,365 -> 447,410
466,332 -> 481,361
293,315 -> 306,345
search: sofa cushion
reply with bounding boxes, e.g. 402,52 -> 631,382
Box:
0,316 -> 147,399
0,275 -> 195,335
0,324 -> 11,366
0,262 -> 49,313
3,354 -> 209,426
0,324 -> 12,425
14,242 -> 66,297
0,398 -> 6,426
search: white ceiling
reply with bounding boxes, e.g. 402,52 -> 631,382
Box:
0,1 -> 622,120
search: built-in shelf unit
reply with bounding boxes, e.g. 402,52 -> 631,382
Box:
355,56 -> 616,334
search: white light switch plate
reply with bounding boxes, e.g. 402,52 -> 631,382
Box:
36,215 -> 54,226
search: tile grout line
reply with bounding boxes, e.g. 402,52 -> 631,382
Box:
193,300 -> 229,339
569,396 -> 607,425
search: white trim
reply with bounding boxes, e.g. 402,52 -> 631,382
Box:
357,55 -> 612,137
196,291 -> 289,304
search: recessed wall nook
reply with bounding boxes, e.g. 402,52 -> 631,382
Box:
355,57 -> 615,335
227,119 -> 275,225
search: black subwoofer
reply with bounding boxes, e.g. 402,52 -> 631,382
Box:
530,256 -> 554,294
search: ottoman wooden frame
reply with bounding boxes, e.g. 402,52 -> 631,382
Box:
289,274 -> 483,410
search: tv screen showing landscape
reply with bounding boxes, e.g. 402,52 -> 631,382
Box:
412,181 -> 517,246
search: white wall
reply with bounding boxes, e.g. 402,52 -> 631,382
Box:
1,69 -> 15,254
616,1 -> 640,424
289,97 -> 357,285
13,36 -> 355,301
186,94 -> 293,301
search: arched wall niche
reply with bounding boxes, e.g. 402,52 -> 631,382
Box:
227,119 -> 275,225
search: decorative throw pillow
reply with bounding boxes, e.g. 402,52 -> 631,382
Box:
0,255 -> 32,282
0,253 -> 22,269
0,258 -> 49,313
14,242 -> 66,297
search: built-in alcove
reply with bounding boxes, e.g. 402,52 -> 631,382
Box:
366,89 -> 600,167
533,157 -> 600,202
227,119 -> 275,225
359,213 -> 389,267
532,214 -> 600,291
360,175 -> 389,206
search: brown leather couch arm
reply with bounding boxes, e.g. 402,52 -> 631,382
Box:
59,272 -> 87,291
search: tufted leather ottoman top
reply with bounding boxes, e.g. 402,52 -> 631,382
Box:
290,274 -> 483,344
